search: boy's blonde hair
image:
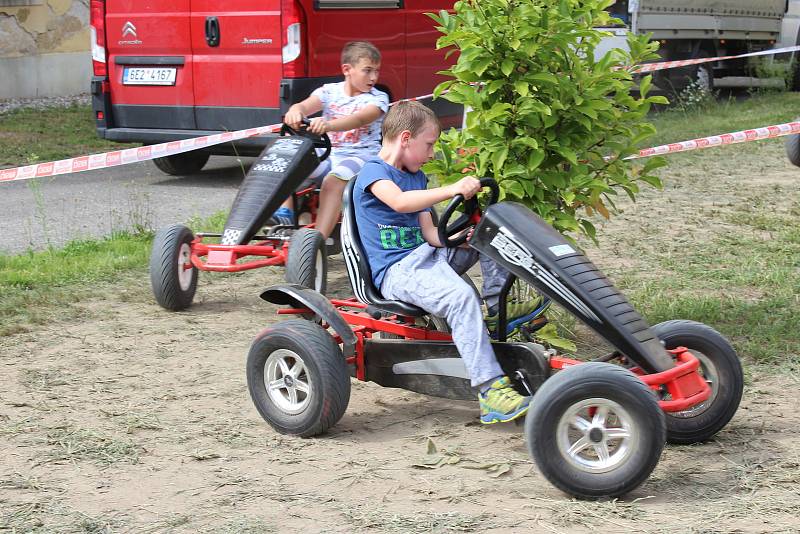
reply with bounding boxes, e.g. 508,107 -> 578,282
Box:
341,41 -> 381,66
382,101 -> 441,141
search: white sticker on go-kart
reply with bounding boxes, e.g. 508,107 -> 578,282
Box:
254,152 -> 290,173
490,226 -> 600,323
549,244 -> 576,257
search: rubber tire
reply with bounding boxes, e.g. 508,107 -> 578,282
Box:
247,319 -> 350,437
150,224 -> 198,311
526,362 -> 666,500
152,152 -> 210,176
285,228 -> 327,294
651,320 -> 743,445
785,128 -> 800,168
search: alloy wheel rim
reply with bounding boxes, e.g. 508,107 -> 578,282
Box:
264,349 -> 312,414
556,397 -> 639,473
177,243 -> 194,291
314,249 -> 324,291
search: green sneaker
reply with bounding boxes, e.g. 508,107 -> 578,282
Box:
479,376 -> 531,424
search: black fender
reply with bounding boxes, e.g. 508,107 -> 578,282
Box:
259,284 -> 357,356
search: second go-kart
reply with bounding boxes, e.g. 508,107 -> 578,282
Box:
246,178 -> 744,499
150,121 -> 336,311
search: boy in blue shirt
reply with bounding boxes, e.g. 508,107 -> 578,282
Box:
353,101 -> 530,424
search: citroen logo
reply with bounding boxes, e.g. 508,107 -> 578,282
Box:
122,21 -> 137,38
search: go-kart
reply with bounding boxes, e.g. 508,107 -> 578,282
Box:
246,177 -> 744,499
150,120 -> 335,311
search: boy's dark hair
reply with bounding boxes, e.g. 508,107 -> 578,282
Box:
382,100 -> 441,141
341,41 -> 381,66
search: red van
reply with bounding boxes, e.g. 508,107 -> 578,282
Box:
89,0 -> 460,175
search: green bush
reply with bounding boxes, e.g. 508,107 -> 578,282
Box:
424,0 -> 668,240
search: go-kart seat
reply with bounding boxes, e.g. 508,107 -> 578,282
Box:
341,179 -> 427,317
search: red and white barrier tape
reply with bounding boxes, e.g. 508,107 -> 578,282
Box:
0,123 -> 283,184
624,121 -> 800,160
3,43 -> 800,184
0,94 -> 439,185
630,44 -> 800,74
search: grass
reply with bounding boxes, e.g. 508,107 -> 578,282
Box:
0,231 -> 154,336
0,104 -> 137,167
0,212 -> 228,336
646,89 -> 800,147
41,424 -> 141,466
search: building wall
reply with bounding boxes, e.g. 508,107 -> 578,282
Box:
0,0 -> 90,98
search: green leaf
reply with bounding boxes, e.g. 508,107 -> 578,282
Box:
492,146 -> 509,172
527,149 -> 545,170
504,180 -> 525,198
501,59 -> 514,77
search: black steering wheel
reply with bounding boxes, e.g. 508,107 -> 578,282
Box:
437,177 -> 500,248
279,118 -> 332,162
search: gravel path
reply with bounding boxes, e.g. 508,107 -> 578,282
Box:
0,93 -> 91,115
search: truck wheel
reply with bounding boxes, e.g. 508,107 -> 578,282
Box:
785,128 -> 800,167
526,362 -> 666,500
247,320 -> 350,437
285,228 -> 327,294
651,320 -> 743,444
150,224 -> 198,311
152,152 -> 210,176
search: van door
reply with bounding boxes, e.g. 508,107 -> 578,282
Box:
404,0 -> 461,128
305,0 -> 406,102
190,0 -> 284,131
105,0 -> 195,129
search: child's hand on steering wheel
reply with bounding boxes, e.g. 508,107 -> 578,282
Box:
284,109 -> 305,130
308,117 -> 330,135
448,176 -> 481,200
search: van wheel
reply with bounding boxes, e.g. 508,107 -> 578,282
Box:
150,224 -> 198,311
285,228 -> 327,294
153,152 -> 210,175
785,128 -> 800,167
247,320 -> 350,437
526,362 -> 666,499
651,320 -> 743,444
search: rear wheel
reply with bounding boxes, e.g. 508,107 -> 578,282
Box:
285,228 -> 327,294
150,224 -> 198,311
651,320 -> 743,444
152,152 -> 210,176
785,126 -> 800,167
246,320 -> 350,437
526,362 -> 666,499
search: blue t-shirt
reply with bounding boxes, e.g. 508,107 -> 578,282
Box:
354,158 -> 431,289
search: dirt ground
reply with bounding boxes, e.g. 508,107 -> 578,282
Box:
2,141 -> 800,533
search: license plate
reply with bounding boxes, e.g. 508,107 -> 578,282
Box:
122,67 -> 177,86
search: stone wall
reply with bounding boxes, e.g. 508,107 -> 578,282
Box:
0,0 -> 91,98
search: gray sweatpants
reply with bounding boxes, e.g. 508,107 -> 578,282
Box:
380,243 -> 509,387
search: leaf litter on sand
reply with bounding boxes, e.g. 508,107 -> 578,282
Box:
412,437 -> 513,477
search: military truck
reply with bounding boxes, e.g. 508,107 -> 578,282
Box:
598,0 -> 788,93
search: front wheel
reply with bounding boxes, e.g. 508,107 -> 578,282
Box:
651,320 -> 743,444
246,320 -> 351,437
152,152 -> 210,176
285,228 -> 327,294
526,362 -> 666,499
150,224 -> 198,311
